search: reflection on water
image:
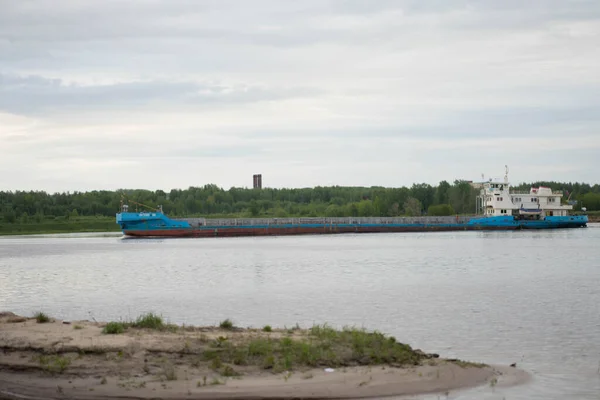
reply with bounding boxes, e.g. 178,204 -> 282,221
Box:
1,225 -> 599,399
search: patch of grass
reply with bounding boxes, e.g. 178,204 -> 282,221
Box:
132,312 -> 164,330
263,325 -> 272,332
215,336 -> 228,347
38,355 -> 71,374
101,312 -> 175,333
34,312 -> 50,323
73,324 -> 83,330
233,349 -> 248,366
100,377 -> 107,385
263,354 -> 275,369
210,357 -> 223,370
102,321 -> 127,334
198,333 -> 209,342
219,318 -> 234,330
221,365 -> 241,377
195,323 -> 424,373
449,359 -> 488,368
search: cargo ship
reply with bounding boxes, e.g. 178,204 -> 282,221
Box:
116,168 -> 588,238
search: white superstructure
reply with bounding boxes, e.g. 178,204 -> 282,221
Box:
476,166 -> 573,218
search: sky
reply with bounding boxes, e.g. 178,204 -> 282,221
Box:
1,0 -> 599,192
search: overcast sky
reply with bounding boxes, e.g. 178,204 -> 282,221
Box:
1,0 -> 599,192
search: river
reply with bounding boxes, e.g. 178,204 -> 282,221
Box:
1,226 -> 599,399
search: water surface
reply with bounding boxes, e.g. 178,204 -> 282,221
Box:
1,226 -> 599,399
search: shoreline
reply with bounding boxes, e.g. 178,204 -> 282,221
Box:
0,312 -> 528,399
1,213 -> 597,237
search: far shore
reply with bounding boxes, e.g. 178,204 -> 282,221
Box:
1,211 -> 596,236
0,311 -> 528,400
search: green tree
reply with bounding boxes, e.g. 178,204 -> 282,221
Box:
3,209 -> 16,223
403,197 -> 422,216
581,192 -> 600,211
357,200 -> 374,217
410,183 -> 435,211
428,204 -> 455,216
249,200 -> 260,217
435,181 -> 451,205
449,180 -> 477,214
2,177 -> 598,223
273,207 -> 288,217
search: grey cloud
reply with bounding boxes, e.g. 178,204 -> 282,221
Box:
1,0 -> 599,191
2,0 -> 599,77
2,1 -> 597,46
0,73 -> 322,114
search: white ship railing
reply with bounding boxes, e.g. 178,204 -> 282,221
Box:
510,190 -> 563,195
179,216 -> 474,227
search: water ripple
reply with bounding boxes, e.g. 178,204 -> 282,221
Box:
1,228 -> 599,399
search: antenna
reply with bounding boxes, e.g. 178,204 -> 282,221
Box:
504,165 -> 509,183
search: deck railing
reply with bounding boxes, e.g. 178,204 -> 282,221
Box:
510,190 -> 563,195
178,216 -> 475,227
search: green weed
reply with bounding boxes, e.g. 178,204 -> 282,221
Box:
102,321 -> 126,334
219,319 -> 234,330
193,323 -> 424,373
210,357 -> 223,370
132,313 -> 164,330
449,359 -> 488,368
34,312 -> 50,323
38,355 -> 71,373
221,365 -> 241,377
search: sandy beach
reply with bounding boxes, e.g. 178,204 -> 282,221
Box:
0,312 -> 528,399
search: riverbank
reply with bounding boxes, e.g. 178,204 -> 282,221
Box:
0,312 -> 527,399
0,216 -> 120,236
1,212 -> 596,236
588,213 -> 600,222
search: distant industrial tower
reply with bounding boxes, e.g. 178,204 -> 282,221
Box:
253,174 -> 262,189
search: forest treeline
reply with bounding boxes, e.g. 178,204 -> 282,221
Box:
1,180 -> 599,224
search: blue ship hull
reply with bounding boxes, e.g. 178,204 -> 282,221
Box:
115,213 -> 588,238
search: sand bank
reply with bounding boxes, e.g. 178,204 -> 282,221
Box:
0,312 -> 527,399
